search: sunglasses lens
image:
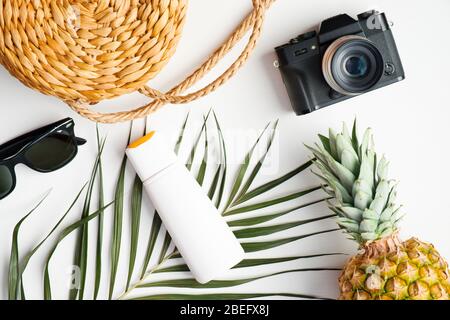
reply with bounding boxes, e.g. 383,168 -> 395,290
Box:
25,132 -> 77,171
0,165 -> 13,198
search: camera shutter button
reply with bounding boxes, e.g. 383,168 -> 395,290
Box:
384,62 -> 396,75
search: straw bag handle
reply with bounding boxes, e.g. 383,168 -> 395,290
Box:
67,0 -> 275,123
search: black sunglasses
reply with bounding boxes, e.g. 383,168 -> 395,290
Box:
0,118 -> 86,200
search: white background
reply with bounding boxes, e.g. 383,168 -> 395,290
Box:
1,0 -> 449,300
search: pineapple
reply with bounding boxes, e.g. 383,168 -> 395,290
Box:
307,122 -> 450,300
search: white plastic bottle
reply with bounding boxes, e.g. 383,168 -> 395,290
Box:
126,131 -> 245,284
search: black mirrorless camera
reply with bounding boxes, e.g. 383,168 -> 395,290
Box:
275,10 -> 405,115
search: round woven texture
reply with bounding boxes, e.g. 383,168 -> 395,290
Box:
0,0 -> 187,103
0,0 -> 274,123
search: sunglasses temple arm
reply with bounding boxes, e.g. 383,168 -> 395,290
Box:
75,137 -> 87,146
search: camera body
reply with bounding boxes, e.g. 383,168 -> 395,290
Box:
275,10 -> 405,115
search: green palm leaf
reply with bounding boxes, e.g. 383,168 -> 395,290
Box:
234,160 -> 313,206
8,191 -> 50,300
212,112 -> 227,208
126,174 -> 143,290
234,253 -> 344,268
174,113 -> 190,155
21,186 -> 87,301
186,110 -> 211,171
233,120 -> 279,206
18,111 -> 340,301
208,166 -> 222,200
108,129 -> 130,299
153,253 -> 344,274
224,186 -> 322,216
72,136 -> 106,300
125,123 -> 146,291
138,268 -> 340,289
223,122 -> 271,212
117,115 -> 338,300
44,202 -> 113,300
227,198 -> 329,227
241,229 -> 339,253
132,293 -> 326,300
196,119 -> 208,185
93,126 -> 106,300
140,213 -> 162,278
233,214 -> 335,239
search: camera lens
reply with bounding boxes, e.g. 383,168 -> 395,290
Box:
322,35 -> 384,96
344,55 -> 369,77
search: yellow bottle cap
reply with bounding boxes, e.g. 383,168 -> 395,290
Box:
128,131 -> 155,149
126,131 -> 177,182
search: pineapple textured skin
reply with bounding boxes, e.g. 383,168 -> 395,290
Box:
339,237 -> 450,300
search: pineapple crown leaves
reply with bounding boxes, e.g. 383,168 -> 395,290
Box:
306,120 -> 401,245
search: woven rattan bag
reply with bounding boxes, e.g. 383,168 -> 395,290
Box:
0,0 -> 274,123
